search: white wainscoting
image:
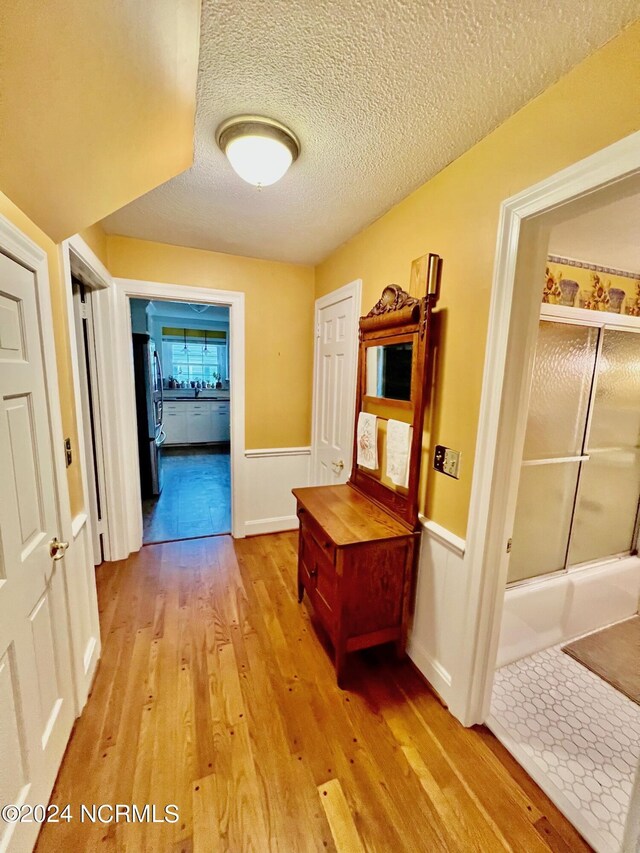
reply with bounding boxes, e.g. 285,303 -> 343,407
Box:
407,516 -> 466,707
66,513 -> 101,713
243,448 -> 311,536
497,555 -> 640,668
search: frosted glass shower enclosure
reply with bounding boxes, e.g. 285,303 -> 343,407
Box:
508,316 -> 640,585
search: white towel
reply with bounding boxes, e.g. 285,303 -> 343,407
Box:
386,419 -> 412,487
356,412 -> 378,470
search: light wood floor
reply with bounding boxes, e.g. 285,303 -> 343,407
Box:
36,533 -> 591,852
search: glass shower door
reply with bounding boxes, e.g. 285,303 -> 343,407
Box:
568,328 -> 640,566
508,321 -> 599,584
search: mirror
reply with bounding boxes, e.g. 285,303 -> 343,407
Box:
365,342 -> 413,401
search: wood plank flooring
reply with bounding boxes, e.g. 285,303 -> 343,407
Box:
35,533 -> 591,852
142,447 -> 230,544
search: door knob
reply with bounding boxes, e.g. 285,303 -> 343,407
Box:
332,459 -> 344,473
49,537 -> 69,561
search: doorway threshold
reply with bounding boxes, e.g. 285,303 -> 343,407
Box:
143,531 -> 231,546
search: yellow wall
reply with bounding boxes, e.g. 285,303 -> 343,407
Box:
106,236 -> 315,449
0,0 -> 200,242
315,21 -> 640,538
78,224 -> 110,269
0,192 -> 84,517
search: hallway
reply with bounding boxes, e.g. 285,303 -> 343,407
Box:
36,533 -> 589,852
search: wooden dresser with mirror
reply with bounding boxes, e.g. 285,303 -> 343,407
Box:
293,253 -> 442,684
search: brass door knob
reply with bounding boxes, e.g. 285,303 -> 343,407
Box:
49,537 -> 69,561
332,459 -> 344,472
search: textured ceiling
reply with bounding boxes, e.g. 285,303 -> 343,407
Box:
549,192 -> 640,273
102,0 -> 639,265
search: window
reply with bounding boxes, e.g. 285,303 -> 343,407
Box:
162,329 -> 228,383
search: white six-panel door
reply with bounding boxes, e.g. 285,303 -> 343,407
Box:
0,252 -> 75,853
312,283 -> 360,485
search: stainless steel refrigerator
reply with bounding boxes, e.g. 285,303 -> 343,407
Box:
132,333 -> 165,497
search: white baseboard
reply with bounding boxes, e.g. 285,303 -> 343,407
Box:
406,637 -> 452,700
243,447 -> 310,536
244,515 -> 299,536
408,517 -> 467,710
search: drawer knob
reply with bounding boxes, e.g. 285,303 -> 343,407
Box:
310,567 -> 318,578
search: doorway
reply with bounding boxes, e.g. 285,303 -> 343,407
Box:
71,279 -> 108,565
129,298 -> 231,544
311,279 -> 361,485
480,169 -> 640,851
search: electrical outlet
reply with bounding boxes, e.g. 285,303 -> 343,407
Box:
433,445 -> 461,479
64,437 -> 72,467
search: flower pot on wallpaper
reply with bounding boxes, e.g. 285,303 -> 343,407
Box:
609,288 -> 625,314
559,279 -> 579,307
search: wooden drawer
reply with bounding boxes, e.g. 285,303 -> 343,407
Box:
298,508 -> 336,566
299,526 -> 337,628
298,528 -> 316,588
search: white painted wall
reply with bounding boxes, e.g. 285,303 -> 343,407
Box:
243,448 -> 310,536
407,518 -> 466,706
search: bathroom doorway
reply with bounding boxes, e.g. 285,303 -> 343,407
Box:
487,185 -> 640,852
129,298 -> 231,544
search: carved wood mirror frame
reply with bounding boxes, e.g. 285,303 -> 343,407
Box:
348,254 -> 442,530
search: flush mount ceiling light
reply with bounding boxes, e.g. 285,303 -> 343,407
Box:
215,115 -> 300,187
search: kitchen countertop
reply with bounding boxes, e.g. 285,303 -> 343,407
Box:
164,395 -> 229,401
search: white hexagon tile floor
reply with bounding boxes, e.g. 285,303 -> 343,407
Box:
491,644 -> 640,851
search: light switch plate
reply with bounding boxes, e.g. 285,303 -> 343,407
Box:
433,445 -> 461,479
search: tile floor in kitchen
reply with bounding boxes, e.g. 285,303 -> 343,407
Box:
142,446 -> 230,544
490,643 -> 640,851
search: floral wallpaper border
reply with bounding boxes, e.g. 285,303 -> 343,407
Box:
543,256 -> 640,317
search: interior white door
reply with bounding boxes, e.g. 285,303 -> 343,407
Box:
0,252 -> 75,852
313,287 -> 359,485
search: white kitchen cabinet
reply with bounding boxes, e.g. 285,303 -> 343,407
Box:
163,404 -> 188,444
210,402 -> 230,442
163,400 -> 230,444
187,403 -> 212,443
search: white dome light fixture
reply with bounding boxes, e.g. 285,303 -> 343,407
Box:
216,115 -> 300,188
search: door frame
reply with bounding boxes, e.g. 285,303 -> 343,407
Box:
110,278 -> 246,544
311,279 -> 362,484
455,130 -> 640,727
61,235 -> 113,562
